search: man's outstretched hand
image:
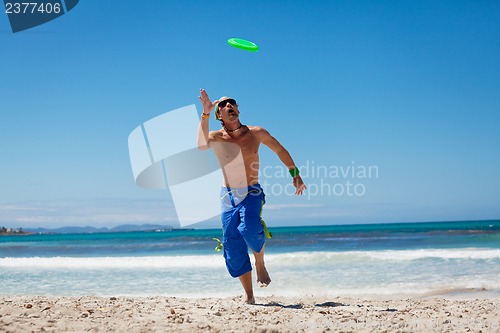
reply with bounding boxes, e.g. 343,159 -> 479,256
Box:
293,176 -> 307,195
198,89 -> 219,115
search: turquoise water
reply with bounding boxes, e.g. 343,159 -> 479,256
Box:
1,220 -> 499,297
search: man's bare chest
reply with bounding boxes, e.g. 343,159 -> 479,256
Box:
212,134 -> 260,164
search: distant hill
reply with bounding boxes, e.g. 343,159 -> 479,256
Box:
24,224 -> 176,234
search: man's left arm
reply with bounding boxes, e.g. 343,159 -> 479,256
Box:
255,127 -> 306,195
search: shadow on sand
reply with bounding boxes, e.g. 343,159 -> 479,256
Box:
315,301 -> 347,307
256,301 -> 348,309
257,301 -> 304,309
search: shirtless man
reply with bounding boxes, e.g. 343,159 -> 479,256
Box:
197,89 -> 306,304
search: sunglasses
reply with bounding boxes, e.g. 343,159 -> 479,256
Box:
218,99 -> 237,109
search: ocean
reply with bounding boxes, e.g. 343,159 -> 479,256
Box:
1,220 -> 500,298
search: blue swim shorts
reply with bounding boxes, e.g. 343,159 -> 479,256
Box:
220,184 -> 266,278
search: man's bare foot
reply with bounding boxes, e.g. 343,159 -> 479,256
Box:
243,295 -> 255,305
255,262 -> 271,287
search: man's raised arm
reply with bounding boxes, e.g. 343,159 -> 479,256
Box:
197,89 -> 218,150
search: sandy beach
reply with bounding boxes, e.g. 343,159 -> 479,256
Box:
1,293 -> 499,333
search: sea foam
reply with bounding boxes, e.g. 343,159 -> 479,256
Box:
2,248 -> 499,269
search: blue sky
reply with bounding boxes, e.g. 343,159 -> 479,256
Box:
1,0 -> 499,229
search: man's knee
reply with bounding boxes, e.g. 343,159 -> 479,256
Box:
238,220 -> 265,252
224,249 -> 252,277
223,236 -> 250,275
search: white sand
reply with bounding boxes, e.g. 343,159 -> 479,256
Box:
1,294 -> 499,332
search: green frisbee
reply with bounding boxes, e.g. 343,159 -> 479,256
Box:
227,37 -> 259,52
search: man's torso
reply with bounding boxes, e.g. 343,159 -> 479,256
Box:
210,126 -> 261,188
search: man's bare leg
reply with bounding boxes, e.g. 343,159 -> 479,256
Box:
253,245 -> 271,287
239,271 -> 255,304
